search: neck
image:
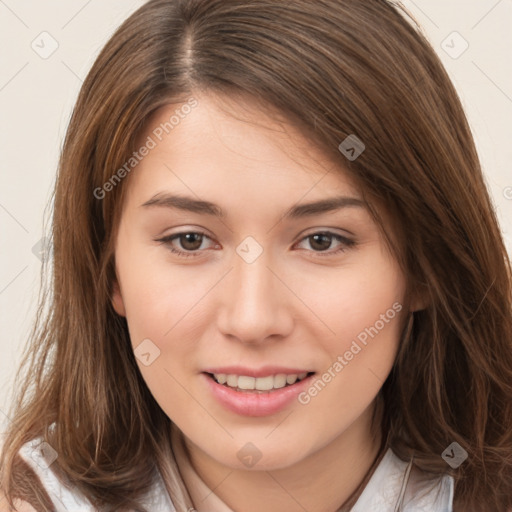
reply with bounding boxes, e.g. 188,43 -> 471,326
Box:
179,401 -> 385,512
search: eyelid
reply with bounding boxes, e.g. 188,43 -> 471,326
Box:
299,226 -> 354,239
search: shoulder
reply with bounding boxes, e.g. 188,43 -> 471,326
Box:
17,435 -> 94,511
399,452 -> 454,512
403,464 -> 454,511
352,448 -> 454,511
16,433 -> 176,512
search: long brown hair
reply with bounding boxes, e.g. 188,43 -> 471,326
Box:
1,0 -> 511,510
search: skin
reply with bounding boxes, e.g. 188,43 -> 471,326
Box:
111,92 -> 419,512
0,497 -> 37,512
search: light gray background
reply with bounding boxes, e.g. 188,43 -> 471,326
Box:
1,0 -> 511,431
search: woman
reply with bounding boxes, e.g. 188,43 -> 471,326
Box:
1,0 -> 511,510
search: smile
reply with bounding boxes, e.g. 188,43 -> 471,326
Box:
210,372 -> 311,392
202,368 -> 316,416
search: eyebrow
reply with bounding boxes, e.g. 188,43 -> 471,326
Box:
140,193 -> 366,219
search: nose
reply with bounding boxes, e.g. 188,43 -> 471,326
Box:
216,250 -> 295,345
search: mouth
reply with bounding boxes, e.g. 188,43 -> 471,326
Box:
201,368 -> 316,416
205,371 -> 315,393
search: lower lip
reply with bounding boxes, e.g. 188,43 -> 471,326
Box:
202,373 -> 314,417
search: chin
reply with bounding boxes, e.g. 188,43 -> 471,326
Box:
217,440 -> 309,472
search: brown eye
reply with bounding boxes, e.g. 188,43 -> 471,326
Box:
155,231 -> 215,258
296,231 -> 355,256
309,233 -> 335,251
177,233 -> 204,251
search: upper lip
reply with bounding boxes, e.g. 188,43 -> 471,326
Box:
203,366 -> 314,378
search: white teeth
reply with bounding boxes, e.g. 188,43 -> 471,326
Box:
286,374 -> 298,385
215,374 -> 227,384
255,375 -> 274,391
238,376 -> 255,390
212,372 -> 310,391
273,374 -> 287,389
227,374 -> 238,387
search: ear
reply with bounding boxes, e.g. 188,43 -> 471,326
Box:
111,278 -> 126,317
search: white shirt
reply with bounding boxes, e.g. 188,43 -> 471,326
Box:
19,432 -> 454,511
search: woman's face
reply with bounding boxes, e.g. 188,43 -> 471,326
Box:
111,92 -> 410,470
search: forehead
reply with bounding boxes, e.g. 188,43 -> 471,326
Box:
126,92 -> 362,204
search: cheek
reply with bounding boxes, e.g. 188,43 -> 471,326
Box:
302,252 -> 405,400
116,242 -> 208,344
325,281 -> 404,361
113,247 -> 209,417
116,253 -> 208,422
306,250 -> 405,355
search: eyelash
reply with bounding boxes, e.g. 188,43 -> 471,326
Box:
154,231 -> 356,259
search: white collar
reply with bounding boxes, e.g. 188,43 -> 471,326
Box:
19,427 -> 453,512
